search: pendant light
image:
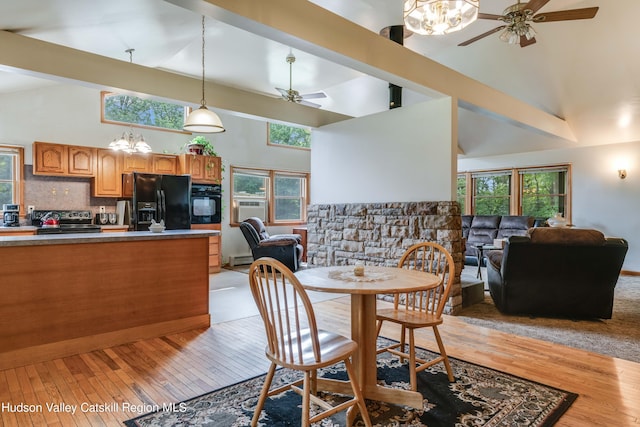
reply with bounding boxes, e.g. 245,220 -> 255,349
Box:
183,16 -> 225,133
108,49 -> 153,154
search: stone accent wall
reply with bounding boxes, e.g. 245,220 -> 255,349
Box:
306,201 -> 464,314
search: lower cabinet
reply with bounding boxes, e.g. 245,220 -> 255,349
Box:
191,223 -> 222,273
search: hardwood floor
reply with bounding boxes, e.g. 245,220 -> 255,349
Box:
1,297 -> 638,426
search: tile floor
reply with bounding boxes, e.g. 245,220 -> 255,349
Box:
209,267 -> 342,324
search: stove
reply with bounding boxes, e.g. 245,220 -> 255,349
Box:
31,210 -> 102,235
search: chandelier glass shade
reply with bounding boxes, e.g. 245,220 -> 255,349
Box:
184,16 -> 225,134
108,128 -> 152,154
498,2 -> 536,45
404,0 -> 480,35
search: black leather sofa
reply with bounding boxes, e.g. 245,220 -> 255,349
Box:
486,228 -> 628,319
240,217 -> 304,271
462,215 -> 534,265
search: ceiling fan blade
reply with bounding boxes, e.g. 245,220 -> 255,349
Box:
458,26 -> 506,46
299,100 -> 322,108
524,0 -> 551,14
477,13 -> 503,21
301,92 -> 326,100
276,88 -> 289,97
520,36 -> 537,48
534,7 -> 599,23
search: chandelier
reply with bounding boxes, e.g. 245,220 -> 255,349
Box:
498,2 -> 536,45
108,127 -> 152,154
183,16 -> 225,133
404,0 -> 480,35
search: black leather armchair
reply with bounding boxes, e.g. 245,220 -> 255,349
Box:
486,228 -> 628,319
240,217 -> 304,271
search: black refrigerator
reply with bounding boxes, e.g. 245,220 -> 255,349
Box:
132,173 -> 191,230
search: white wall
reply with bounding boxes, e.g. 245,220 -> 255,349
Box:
458,141 -> 640,271
0,84 -> 311,264
311,98 -> 457,203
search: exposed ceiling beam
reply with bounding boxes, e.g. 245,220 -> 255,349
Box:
0,30 -> 351,128
166,0 -> 576,142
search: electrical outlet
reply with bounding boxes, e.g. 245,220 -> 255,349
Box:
99,206 -> 106,213
28,205 -> 35,214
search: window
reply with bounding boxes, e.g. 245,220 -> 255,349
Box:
0,146 -> 23,208
458,164 -> 571,221
520,167 -> 568,220
231,166 -> 308,225
267,123 -> 312,149
472,172 -> 511,215
456,175 -> 466,213
101,91 -> 189,133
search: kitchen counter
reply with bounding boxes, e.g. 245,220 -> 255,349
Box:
0,225 -> 37,232
0,229 -> 218,247
0,229 -> 214,370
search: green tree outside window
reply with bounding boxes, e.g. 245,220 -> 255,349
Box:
268,123 -> 311,148
103,93 -> 187,131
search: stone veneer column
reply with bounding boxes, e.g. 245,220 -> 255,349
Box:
306,201 -> 463,314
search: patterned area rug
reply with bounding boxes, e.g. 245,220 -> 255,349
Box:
124,338 -> 577,427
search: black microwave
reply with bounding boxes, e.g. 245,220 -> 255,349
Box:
191,184 -> 222,224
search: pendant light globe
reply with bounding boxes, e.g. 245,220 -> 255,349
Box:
184,16 -> 225,134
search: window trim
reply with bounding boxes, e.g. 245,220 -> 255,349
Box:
100,91 -> 192,135
230,165 -> 310,226
0,145 -> 24,215
458,163 -> 572,222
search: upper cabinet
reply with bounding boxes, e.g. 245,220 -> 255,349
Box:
152,154 -> 178,174
122,153 -> 152,174
31,142 -> 224,197
93,149 -> 123,197
68,146 -> 97,176
33,142 -> 68,175
179,154 -> 221,184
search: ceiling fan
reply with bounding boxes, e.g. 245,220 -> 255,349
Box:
458,0 -> 599,47
276,53 -> 326,108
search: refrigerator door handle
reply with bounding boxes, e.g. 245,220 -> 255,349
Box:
160,190 -> 167,223
156,189 -> 163,222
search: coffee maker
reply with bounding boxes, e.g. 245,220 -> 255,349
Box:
2,204 -> 20,227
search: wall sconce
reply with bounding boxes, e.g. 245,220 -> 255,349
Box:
618,169 -> 627,179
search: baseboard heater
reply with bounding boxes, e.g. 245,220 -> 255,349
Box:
229,254 -> 254,267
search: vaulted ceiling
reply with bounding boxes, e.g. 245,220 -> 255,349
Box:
0,0 -> 638,158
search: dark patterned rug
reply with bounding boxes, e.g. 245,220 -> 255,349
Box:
124,338 -> 577,426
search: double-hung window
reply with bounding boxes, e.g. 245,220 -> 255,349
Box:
472,171 -> 512,215
0,146 -> 23,208
231,166 -> 308,225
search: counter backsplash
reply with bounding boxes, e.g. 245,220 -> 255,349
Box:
21,165 -> 116,224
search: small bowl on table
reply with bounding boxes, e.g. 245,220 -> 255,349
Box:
149,225 -> 166,233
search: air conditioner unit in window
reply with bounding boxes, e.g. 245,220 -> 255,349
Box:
237,200 -> 267,222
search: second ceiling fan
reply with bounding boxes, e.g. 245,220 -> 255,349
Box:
458,0 -> 598,47
276,53 -> 326,108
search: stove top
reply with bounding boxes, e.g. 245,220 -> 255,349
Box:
31,210 -> 102,234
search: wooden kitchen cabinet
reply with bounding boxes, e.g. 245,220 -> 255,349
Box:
93,149 -> 123,197
122,153 -> 152,173
191,223 -> 222,273
152,154 -> 178,174
68,146 -> 96,176
179,154 -> 221,183
33,142 -> 67,175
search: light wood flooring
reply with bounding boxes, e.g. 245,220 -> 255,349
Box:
1,295 -> 639,426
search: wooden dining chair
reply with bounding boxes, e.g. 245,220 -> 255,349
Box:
248,257 -> 372,427
376,242 -> 456,391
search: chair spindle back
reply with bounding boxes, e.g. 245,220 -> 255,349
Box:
249,258 -> 321,366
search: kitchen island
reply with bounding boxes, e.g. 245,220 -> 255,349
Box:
0,230 -> 218,370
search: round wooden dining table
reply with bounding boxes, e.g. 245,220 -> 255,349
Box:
295,265 -> 440,409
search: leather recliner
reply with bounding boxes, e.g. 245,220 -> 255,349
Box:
240,217 -> 304,271
486,228 -> 628,319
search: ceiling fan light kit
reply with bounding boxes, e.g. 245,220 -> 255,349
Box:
275,52 -> 326,108
184,16 -> 225,134
403,0 -> 480,35
459,1 -> 599,47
